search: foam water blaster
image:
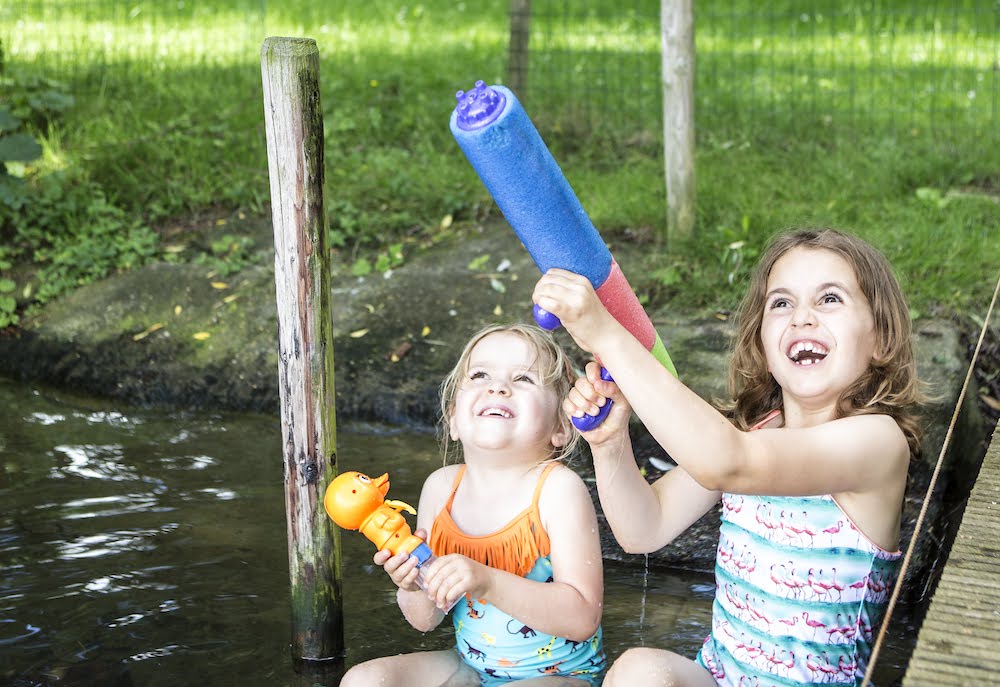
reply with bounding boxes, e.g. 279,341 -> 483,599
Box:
449,80 -> 677,430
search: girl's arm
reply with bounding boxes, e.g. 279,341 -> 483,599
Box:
570,364 -> 722,553
390,552 -> 443,632
421,467 -> 604,642
388,466 -> 459,632
534,269 -> 909,499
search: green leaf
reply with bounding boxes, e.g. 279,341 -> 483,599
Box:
0,133 -> 43,163
467,254 -> 490,270
0,110 -> 21,133
0,174 -> 28,209
652,265 -> 681,286
28,90 -> 75,115
351,258 -> 372,277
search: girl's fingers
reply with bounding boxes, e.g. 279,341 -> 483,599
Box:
567,386 -> 603,418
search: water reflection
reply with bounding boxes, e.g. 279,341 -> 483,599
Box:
0,377 -> 916,686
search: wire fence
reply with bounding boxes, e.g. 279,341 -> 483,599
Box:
522,0 -> 999,143
2,1 -> 997,143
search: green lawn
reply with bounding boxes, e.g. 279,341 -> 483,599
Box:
1,0 -> 997,324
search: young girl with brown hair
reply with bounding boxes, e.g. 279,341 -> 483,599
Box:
533,228 -> 922,686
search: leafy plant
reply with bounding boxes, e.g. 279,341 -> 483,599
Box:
0,258 -> 17,327
0,108 -> 43,210
717,215 -> 760,287
6,172 -> 159,307
351,242 -> 406,277
195,233 -> 261,277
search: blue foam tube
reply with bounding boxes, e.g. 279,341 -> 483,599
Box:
450,81 -> 638,431
449,82 -> 612,289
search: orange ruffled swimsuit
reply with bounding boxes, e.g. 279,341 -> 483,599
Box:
429,463 -> 605,685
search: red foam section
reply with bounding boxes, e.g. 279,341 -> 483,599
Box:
596,260 -> 656,351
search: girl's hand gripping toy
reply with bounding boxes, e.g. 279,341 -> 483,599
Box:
324,471 -> 455,609
449,80 -> 677,430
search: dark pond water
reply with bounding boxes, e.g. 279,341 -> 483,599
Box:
0,377 -> 917,686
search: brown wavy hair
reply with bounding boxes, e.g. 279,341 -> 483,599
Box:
438,323 -> 580,464
727,228 -> 924,456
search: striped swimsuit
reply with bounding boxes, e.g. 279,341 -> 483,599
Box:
695,489 -> 901,685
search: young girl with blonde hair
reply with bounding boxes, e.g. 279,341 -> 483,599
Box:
340,323 -> 606,686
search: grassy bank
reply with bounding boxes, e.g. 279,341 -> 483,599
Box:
1,0 -> 997,326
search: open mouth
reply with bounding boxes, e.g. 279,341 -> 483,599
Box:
479,407 -> 513,418
787,341 -> 829,365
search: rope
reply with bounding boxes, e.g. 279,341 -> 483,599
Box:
862,268 -> 1000,687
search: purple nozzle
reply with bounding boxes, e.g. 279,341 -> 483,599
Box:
454,80 -> 506,131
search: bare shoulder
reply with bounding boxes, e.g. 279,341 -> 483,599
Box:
418,464 -> 462,514
834,413 -> 908,453
830,413 -> 910,485
422,463 -> 462,490
538,462 -> 596,514
543,461 -> 590,489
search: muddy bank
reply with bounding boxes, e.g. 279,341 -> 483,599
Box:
0,216 -> 987,592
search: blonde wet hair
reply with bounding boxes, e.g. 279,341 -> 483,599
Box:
727,228 -> 924,456
439,323 -> 580,464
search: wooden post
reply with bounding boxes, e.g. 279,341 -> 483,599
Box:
661,0 -> 696,241
260,36 -> 344,675
508,0 -> 531,95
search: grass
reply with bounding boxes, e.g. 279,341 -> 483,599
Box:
0,0 -> 997,323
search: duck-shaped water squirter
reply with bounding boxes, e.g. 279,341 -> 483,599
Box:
324,471 -> 434,564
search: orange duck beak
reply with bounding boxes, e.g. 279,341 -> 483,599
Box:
373,473 -> 390,497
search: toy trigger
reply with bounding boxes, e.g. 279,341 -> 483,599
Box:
384,499 -> 416,515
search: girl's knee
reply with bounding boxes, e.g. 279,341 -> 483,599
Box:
339,660 -> 388,687
605,648 -> 694,687
606,648 -> 662,685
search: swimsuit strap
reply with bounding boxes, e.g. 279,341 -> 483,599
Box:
442,461 -> 557,511
442,464 -> 467,512
751,408 -> 783,431
429,462 -> 558,577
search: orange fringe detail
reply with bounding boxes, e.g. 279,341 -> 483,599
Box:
429,464 -> 553,579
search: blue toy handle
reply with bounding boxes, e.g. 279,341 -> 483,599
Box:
572,368 -> 615,432
410,542 -> 434,567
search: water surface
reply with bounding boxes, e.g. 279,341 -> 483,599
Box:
0,377 -> 914,685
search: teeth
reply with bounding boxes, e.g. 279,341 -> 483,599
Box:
787,341 -> 829,364
481,408 -> 512,418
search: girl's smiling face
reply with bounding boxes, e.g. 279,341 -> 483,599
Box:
760,247 -> 877,415
449,331 -> 569,456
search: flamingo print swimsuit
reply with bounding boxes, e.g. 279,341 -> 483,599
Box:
696,412 -> 902,686
429,462 -> 605,685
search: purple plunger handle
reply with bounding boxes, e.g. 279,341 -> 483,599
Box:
531,304 -> 614,430
533,304 -> 562,331
572,368 -> 615,431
